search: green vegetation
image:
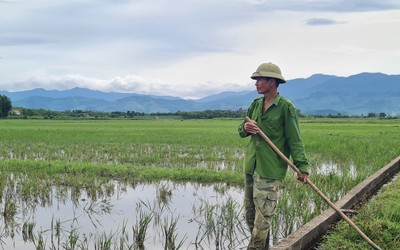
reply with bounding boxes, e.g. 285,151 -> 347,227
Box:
8,106 -> 400,120
0,95 -> 12,118
0,118 -> 399,248
0,119 -> 244,185
1,118 -> 399,199
317,175 -> 400,250
8,107 -> 246,120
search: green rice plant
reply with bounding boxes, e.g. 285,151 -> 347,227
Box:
118,220 -> 135,250
50,217 -> 62,249
64,228 -> 79,250
220,198 -> 246,249
22,221 -> 35,242
32,231 -> 46,250
132,212 -> 152,249
272,190 -> 295,241
79,234 -> 91,250
1,197 -> 17,224
94,232 -> 114,250
161,215 -> 186,250
192,197 -> 247,249
132,201 -> 153,249
212,183 -> 228,195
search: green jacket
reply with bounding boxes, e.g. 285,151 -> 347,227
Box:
238,94 -> 309,180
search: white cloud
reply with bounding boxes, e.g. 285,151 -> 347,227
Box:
4,72 -> 251,99
0,0 -> 399,98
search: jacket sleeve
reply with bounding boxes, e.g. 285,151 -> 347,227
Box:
284,104 -> 310,174
238,121 -> 249,138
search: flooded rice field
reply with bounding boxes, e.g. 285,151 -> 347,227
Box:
2,119 -> 399,249
0,159 -> 376,250
0,161 -> 366,250
0,176 -> 247,250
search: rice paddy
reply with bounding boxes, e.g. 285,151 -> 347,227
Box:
0,118 -> 399,249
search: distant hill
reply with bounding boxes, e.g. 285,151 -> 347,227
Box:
279,72 -> 400,115
1,72 -> 399,115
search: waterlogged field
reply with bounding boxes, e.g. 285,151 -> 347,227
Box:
0,118 -> 399,249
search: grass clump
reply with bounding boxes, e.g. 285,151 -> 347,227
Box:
317,175 -> 400,249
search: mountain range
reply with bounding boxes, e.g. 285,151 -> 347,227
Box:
1,72 -> 399,115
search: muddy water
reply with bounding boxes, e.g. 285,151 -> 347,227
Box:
1,180 -> 247,250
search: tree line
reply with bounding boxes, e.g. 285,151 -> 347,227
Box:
0,95 -> 12,118
6,107 -> 398,120
6,107 -> 246,119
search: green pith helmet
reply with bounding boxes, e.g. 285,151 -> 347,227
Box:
251,62 -> 286,83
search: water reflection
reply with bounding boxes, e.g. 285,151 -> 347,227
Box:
0,177 -> 248,250
316,162 -> 358,179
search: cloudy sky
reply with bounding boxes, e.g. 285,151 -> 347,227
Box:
1,0 -> 399,98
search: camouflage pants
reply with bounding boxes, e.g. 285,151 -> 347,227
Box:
244,173 -> 282,250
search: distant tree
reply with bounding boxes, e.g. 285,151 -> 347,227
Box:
296,108 -> 309,118
379,112 -> 387,118
367,112 -> 377,118
0,95 -> 12,118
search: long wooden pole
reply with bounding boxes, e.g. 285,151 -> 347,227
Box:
245,116 -> 381,250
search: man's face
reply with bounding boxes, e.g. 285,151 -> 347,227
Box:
255,77 -> 274,94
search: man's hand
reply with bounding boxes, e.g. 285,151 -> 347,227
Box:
297,173 -> 308,184
244,119 -> 260,135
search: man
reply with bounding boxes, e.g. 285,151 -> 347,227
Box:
238,62 -> 309,249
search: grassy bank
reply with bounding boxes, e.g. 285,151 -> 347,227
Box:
317,174 -> 400,249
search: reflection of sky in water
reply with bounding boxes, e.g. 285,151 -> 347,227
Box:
316,162 -> 358,179
2,180 -> 246,250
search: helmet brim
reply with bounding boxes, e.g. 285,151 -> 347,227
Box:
251,71 -> 286,83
